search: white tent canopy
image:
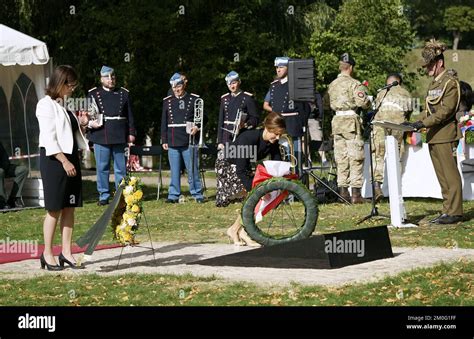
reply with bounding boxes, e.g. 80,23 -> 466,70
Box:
0,24 -> 49,66
0,24 -> 51,175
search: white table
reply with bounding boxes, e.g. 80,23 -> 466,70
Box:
362,142 -> 474,201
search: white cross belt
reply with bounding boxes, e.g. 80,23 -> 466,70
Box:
104,116 -> 127,120
335,110 -> 357,116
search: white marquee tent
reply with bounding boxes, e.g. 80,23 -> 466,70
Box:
0,24 -> 51,174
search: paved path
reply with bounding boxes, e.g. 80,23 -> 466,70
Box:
1,242 -> 473,287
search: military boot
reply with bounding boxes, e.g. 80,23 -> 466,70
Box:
339,186 -> 350,202
351,187 -> 364,204
373,182 -> 383,202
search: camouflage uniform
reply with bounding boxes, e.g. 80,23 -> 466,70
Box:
372,85 -> 412,182
328,74 -> 371,189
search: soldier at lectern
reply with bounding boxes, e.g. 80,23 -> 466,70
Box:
87,66 -> 136,206
403,40 -> 463,225
372,73 -> 412,201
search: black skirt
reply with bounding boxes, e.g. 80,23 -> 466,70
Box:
40,147 -> 83,211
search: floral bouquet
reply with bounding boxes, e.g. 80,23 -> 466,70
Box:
111,176 -> 144,245
459,112 -> 474,144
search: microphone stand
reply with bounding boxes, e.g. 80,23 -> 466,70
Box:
305,102 -> 352,205
356,86 -> 392,225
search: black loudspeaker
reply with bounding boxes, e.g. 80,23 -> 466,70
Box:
288,59 -> 315,102
191,226 -> 393,269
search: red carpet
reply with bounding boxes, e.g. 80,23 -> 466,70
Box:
0,244 -> 122,265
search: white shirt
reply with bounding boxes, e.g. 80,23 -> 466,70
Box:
36,95 -> 89,156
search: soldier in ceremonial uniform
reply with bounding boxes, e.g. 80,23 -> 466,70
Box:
372,73 -> 412,201
217,71 -> 259,149
327,53 -> 371,204
87,66 -> 136,205
264,57 -> 311,174
404,40 -> 463,224
161,73 -> 205,203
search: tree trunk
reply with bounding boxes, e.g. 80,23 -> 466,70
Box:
453,31 -> 460,50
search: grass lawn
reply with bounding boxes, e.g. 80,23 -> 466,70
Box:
0,177 -> 472,306
0,260 -> 472,306
2,178 -> 472,248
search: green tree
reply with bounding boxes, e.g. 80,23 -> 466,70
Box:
303,1 -> 337,35
20,0 -> 313,145
444,6 -> 474,50
307,0 -> 415,93
0,0 -> 334,147
404,0 -> 474,48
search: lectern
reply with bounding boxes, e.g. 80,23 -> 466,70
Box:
371,121 -> 417,227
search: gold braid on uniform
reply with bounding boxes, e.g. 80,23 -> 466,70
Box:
426,79 -> 461,116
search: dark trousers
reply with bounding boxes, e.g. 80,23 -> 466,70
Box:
0,164 -> 29,203
429,142 -> 463,216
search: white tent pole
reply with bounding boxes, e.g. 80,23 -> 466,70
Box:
24,81 -> 33,175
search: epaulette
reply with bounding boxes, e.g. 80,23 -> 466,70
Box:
191,93 -> 200,97
271,79 -> 279,84
88,87 -> 97,92
121,87 -> 129,92
244,91 -> 253,96
446,72 -> 459,82
163,95 -> 172,101
221,93 -> 230,99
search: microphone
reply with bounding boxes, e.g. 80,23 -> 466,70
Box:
377,80 -> 399,92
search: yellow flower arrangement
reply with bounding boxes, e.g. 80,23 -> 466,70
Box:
111,176 -> 144,245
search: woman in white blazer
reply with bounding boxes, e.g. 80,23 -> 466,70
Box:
36,65 -> 89,270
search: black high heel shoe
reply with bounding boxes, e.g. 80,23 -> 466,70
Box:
40,254 -> 64,271
58,253 -> 85,269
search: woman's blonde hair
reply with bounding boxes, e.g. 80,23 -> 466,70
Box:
263,112 -> 286,135
45,65 -> 77,100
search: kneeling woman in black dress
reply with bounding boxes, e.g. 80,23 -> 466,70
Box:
36,65 -> 89,270
216,112 -> 286,246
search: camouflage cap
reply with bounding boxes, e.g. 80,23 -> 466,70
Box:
421,39 -> 447,67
